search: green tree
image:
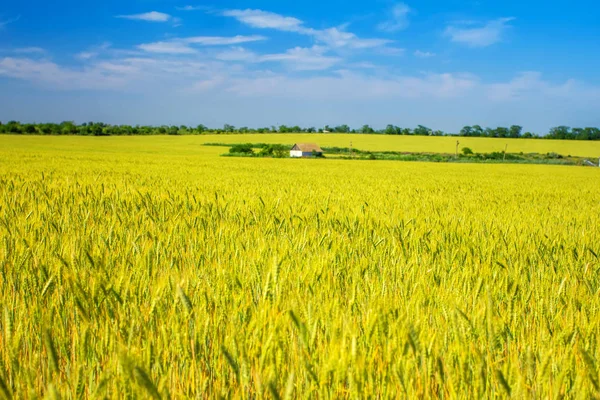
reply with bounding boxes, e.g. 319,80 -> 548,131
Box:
360,125 -> 375,134
549,126 -> 570,139
23,124 -> 37,134
414,125 -> 432,136
384,125 -> 399,135
333,125 -> 350,133
196,124 -> 207,134
60,121 -> 78,135
460,126 -> 473,136
509,125 -> 522,138
494,127 -> 509,138
6,121 -> 22,134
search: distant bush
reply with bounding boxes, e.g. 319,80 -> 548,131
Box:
229,144 -> 254,154
260,144 -> 288,158
462,147 -> 474,155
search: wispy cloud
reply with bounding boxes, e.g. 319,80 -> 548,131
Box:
414,50 -> 435,58
213,45 -> 342,70
137,41 -> 197,54
176,5 -> 211,11
314,28 -> 392,49
116,11 -> 172,22
75,42 -> 111,60
222,9 -> 392,50
183,35 -> 266,45
445,17 -> 515,47
189,76 -> 227,92
225,71 -> 479,99
378,47 -> 405,56
76,52 -> 98,60
350,62 -> 379,70
0,15 -> 20,29
1,53 -> 599,128
486,71 -> 590,101
215,47 -> 258,62
0,56 -> 223,91
14,47 -> 45,54
378,3 -> 411,32
223,9 -> 306,32
136,35 -> 267,55
0,57 -> 129,90
260,46 -> 341,71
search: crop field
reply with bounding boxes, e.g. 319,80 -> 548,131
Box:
198,134 -> 600,158
1,135 -> 600,398
4,134 -> 600,159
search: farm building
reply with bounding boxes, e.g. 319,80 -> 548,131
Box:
290,143 -> 324,158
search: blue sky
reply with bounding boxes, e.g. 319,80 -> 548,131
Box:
1,0 -> 599,132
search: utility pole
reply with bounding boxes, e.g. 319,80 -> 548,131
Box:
350,141 -> 353,158
456,141 -> 460,158
503,144 -> 508,161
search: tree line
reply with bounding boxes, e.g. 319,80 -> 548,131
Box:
1,121 -> 599,140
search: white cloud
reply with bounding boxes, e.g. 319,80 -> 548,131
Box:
414,50 -> 435,58
0,15 -> 20,29
351,62 -> 379,69
222,8 -> 392,50
138,41 -> 197,54
76,52 -> 97,60
215,47 -> 258,62
188,76 -> 227,92
3,53 -> 600,132
378,47 -> 405,56
314,28 -> 392,49
223,9 -> 306,32
176,5 -> 211,11
13,47 -> 45,54
116,11 -> 172,22
224,71 -> 478,99
137,35 -> 266,55
0,54 -> 469,97
260,46 -> 341,71
445,18 -> 514,47
183,35 -> 266,45
486,71 -> 592,101
118,57 -> 216,78
96,62 -> 140,74
0,55 -> 229,92
75,42 -> 111,60
217,45 -> 342,70
378,3 -> 411,32
137,35 -> 266,54
3,51 -> 598,125
0,57 -> 129,89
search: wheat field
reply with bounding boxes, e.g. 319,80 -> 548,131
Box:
6,134 -> 600,158
1,135 -> 600,398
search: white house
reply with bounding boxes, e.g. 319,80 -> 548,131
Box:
290,143 -> 324,158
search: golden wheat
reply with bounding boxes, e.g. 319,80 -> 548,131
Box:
0,135 -> 599,398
